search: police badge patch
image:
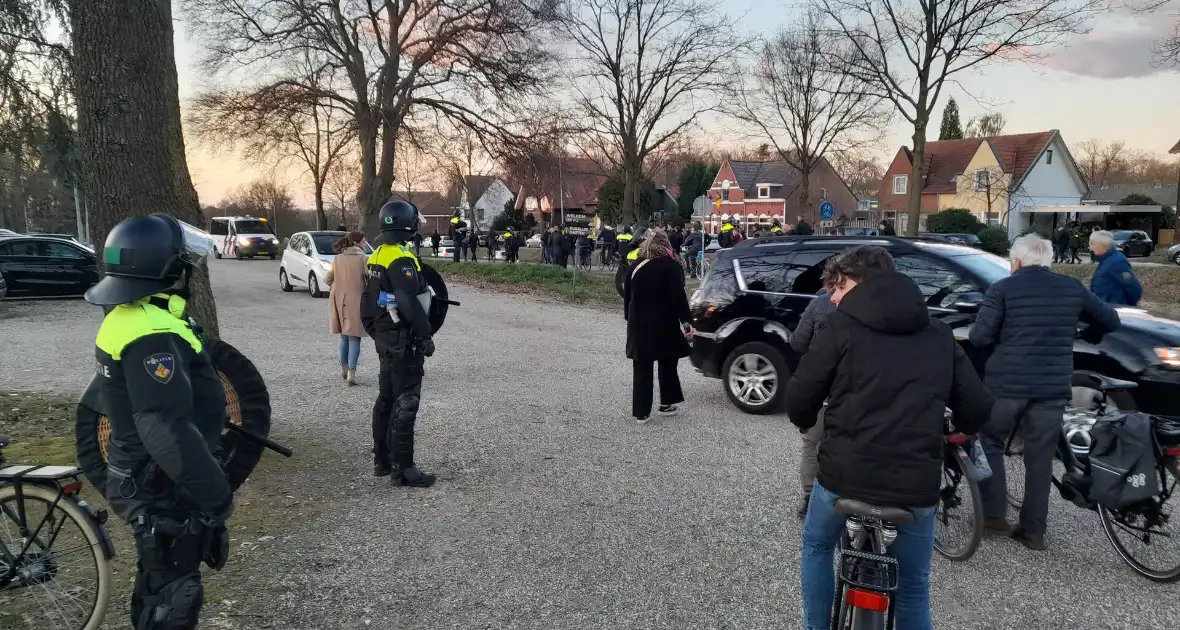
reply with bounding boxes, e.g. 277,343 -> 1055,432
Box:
144,353 -> 175,384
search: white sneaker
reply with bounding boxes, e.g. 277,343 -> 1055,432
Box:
656,404 -> 681,416
635,415 -> 651,425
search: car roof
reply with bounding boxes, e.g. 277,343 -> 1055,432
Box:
723,235 -> 980,260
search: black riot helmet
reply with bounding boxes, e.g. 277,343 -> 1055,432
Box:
85,213 -> 213,306
376,200 -> 420,245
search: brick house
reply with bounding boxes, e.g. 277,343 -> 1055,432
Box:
704,157 -> 858,233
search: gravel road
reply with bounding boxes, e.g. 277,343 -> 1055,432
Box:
1,258 -> 1174,629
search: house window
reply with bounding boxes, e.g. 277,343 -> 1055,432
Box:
722,179 -> 730,201
974,170 -> 989,192
892,175 -> 908,195
758,185 -> 769,199
1046,150 -> 1053,165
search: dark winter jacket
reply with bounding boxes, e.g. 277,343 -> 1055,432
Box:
790,291 -> 837,354
969,265 -> 1120,400
785,272 -> 994,507
684,231 -> 705,251
1091,249 -> 1143,306
623,255 -> 691,362
795,220 -> 814,236
880,223 -> 896,236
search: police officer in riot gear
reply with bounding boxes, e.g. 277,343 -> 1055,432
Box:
449,210 -> 468,263
362,200 -> 438,487
85,213 -> 233,630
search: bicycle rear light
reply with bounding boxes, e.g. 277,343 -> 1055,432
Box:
846,588 -> 890,612
1165,447 -> 1180,457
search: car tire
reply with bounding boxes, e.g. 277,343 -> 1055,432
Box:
722,341 -> 788,415
213,247 -> 222,259
269,253 -> 276,260
1173,251 -> 1180,266
234,248 -> 243,260
308,273 -> 325,298
279,268 -> 293,292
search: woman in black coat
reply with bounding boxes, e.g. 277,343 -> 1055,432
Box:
623,230 -> 693,423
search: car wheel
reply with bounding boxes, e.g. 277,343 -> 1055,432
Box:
1173,251 -> 1180,266
269,253 -> 276,260
234,248 -> 243,260
722,341 -> 788,415
308,273 -> 324,298
213,247 -> 222,259
279,268 -> 293,292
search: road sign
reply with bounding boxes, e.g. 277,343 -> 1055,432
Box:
819,200 -> 835,221
692,195 -> 711,216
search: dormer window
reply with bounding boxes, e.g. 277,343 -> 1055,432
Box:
722,179 -> 731,201
758,185 -> 769,198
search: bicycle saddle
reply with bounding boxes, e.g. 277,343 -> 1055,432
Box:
1077,373 -> 1137,392
834,498 -> 915,526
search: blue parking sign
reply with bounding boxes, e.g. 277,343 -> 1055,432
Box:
819,200 -> 835,221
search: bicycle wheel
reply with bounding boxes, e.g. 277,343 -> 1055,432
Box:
1004,432 -> 1025,510
1098,493 -> 1180,582
0,484 -> 111,630
934,450 -> 984,561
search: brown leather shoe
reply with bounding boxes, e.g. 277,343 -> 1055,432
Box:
983,517 -> 1014,535
1011,528 -> 1047,551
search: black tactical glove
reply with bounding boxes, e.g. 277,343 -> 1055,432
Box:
1079,325 -> 1106,345
203,523 -> 230,571
416,337 -> 436,357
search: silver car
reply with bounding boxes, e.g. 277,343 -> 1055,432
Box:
1169,242 -> 1180,266
279,231 -> 372,298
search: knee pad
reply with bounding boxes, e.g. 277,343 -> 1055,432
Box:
396,393 -> 420,419
138,573 -> 203,630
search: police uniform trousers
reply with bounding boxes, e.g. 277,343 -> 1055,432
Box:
372,331 -> 426,469
129,517 -> 206,630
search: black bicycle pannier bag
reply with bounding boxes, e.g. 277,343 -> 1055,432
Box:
1088,412 -> 1159,510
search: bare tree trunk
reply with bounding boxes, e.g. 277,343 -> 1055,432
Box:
906,131 -> 927,237
798,157 -> 812,225
12,145 -> 28,232
314,182 -> 327,230
71,0 -> 221,339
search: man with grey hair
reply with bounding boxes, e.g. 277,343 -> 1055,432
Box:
970,233 -> 1121,550
1089,229 -> 1143,306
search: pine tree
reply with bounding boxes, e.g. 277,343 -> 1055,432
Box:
939,98 -> 964,140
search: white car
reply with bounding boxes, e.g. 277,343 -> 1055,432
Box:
279,230 -> 372,298
526,234 -> 542,248
437,236 -> 455,258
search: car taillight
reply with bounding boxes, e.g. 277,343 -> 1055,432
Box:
1165,447 -> 1180,457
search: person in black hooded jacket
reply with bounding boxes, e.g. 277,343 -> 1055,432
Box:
785,246 -> 993,630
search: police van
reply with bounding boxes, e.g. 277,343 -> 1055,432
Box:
208,216 -> 280,260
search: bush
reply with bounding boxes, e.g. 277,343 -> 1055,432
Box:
924,208 -> 984,235
977,227 -> 1009,256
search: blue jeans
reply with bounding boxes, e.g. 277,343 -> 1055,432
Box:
801,483 -> 936,630
338,335 -> 361,370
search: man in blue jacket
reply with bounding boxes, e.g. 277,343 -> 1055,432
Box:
1089,230 -> 1143,306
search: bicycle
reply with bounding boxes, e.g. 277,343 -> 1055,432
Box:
830,498 -> 909,630
0,436 -> 114,630
695,250 -> 710,281
934,426 -> 985,561
1003,374 -> 1180,582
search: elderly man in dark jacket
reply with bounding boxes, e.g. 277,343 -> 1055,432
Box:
970,234 -> 1121,551
1089,230 -> 1143,306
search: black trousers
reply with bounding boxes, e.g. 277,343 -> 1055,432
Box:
130,520 -> 205,629
1068,247 -> 1081,264
979,397 -> 1066,536
372,333 -> 426,470
631,357 -> 684,418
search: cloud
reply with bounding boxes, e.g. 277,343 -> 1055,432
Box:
1044,17 -> 1178,78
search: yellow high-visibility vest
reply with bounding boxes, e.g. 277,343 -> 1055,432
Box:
721,224 -> 734,232
627,248 -> 639,261
617,233 -> 634,242
367,243 -> 421,271
96,296 -> 202,360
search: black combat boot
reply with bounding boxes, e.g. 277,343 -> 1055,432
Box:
392,466 -> 437,488
373,463 -> 392,477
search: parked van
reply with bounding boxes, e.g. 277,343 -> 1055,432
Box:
209,216 -> 279,260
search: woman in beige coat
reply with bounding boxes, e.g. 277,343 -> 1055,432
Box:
326,231 -> 368,385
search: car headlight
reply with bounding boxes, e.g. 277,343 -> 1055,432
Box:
269,237 -> 279,244
237,237 -> 250,246
321,260 -> 332,270
1154,348 -> 1180,369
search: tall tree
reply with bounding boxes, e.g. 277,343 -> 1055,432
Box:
939,98 -> 963,140
70,0 -> 220,337
675,160 -> 718,223
731,12 -> 887,222
325,155 -> 362,228
818,0 -> 1099,234
187,0 -> 553,235
965,112 -> 1006,138
829,150 -> 885,197
561,0 -> 744,222
187,57 -> 356,231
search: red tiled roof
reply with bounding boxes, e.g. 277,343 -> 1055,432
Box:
915,131 -> 1054,194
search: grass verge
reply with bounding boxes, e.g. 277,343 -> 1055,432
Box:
431,260 -> 622,307
0,390 -> 321,628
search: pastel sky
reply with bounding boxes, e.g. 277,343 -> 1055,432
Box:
174,2 -> 1180,206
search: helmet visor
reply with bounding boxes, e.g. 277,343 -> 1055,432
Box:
178,219 -> 215,262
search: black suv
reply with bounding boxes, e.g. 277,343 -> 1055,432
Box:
689,235 -> 1180,416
